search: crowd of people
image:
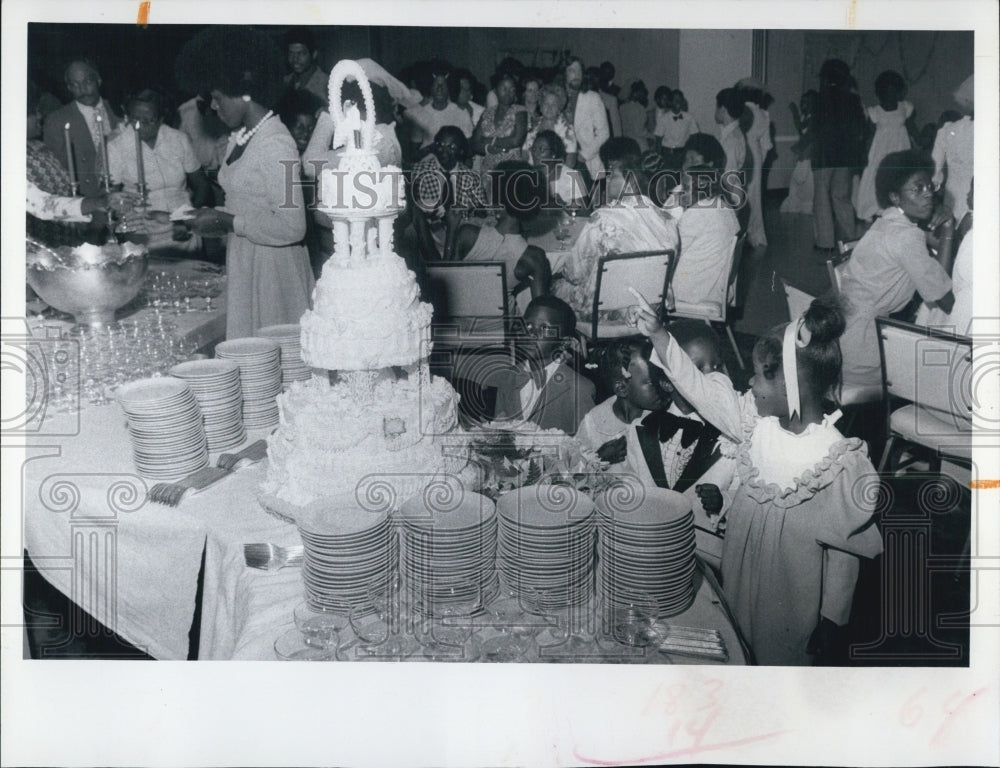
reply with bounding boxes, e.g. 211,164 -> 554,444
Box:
25,26 -> 976,667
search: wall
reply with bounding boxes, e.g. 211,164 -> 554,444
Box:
765,30 -> 807,189
677,29 -> 753,136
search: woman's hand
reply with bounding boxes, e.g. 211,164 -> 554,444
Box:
597,435 -> 627,464
695,484 -> 724,516
927,203 -> 954,231
144,209 -> 171,226
189,207 -> 234,236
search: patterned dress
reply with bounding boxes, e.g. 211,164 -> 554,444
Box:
26,140 -> 85,246
478,104 -> 526,175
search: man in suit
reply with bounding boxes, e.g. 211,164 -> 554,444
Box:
565,58 -> 610,179
43,59 -> 121,200
490,296 -> 596,436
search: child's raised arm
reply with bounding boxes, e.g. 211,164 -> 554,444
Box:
630,289 -> 745,443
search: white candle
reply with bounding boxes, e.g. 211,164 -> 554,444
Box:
63,123 -> 78,194
95,113 -> 111,191
134,120 -> 146,200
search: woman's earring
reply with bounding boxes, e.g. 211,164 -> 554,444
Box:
242,95 -> 251,103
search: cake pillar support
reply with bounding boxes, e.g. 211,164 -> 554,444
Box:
349,219 -> 366,258
333,221 -> 350,261
378,217 -> 394,256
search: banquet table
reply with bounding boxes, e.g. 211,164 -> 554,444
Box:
21,397 -> 747,663
27,257 -> 228,355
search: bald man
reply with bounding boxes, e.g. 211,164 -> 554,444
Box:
43,59 -> 121,198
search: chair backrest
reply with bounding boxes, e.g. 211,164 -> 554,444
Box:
780,277 -> 816,322
590,249 -> 674,336
425,261 -> 508,319
726,232 -> 748,307
876,316 -> 973,431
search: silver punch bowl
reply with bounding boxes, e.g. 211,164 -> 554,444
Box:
26,241 -> 149,327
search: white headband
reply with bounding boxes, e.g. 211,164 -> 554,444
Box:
782,315 -> 812,420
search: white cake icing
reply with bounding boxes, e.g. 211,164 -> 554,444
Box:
300,255 -> 432,370
263,369 -> 466,506
263,59 -> 465,511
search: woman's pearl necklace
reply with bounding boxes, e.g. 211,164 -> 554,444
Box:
234,110 -> 275,146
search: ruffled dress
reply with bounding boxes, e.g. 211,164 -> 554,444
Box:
649,335 -> 884,666
722,413 -> 884,665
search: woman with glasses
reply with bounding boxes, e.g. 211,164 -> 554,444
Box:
107,89 -> 211,255
838,150 -> 955,388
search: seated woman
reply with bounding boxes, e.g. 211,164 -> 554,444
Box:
523,83 -> 578,169
530,130 -> 588,209
839,149 -> 955,388
670,165 -> 741,309
107,88 -> 210,255
552,137 -> 679,319
454,160 -> 551,312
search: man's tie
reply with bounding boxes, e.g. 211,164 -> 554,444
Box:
641,410 -> 704,448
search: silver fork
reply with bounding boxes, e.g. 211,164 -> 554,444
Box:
243,543 -> 304,571
146,465 -> 231,506
217,439 -> 269,471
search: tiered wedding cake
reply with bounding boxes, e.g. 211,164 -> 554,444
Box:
263,60 -> 465,509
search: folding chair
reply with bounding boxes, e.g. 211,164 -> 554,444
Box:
875,316 -> 973,474
827,240 -> 856,298
778,275 -> 882,420
425,260 -> 509,339
424,261 -> 514,425
670,232 -> 748,368
577,249 -> 674,353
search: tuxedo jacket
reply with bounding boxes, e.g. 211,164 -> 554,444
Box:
491,361 -> 596,437
43,100 -> 121,198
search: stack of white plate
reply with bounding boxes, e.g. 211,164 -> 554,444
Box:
495,486 -> 597,609
596,486 -> 697,618
215,338 -> 281,428
297,498 -> 399,609
169,359 -> 245,451
256,324 -> 310,389
117,377 -> 208,481
398,490 -> 499,614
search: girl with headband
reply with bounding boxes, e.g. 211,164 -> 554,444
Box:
630,290 -> 883,665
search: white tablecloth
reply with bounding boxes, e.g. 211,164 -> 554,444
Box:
23,404 -> 277,659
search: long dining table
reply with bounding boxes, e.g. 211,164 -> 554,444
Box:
21,393 -> 748,663
18,251 -> 747,663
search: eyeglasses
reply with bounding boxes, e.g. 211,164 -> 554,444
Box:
902,182 -> 934,196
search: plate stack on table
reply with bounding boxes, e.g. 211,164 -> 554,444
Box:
596,485 -> 697,618
397,488 -> 499,614
215,338 -> 281,428
116,377 -> 208,480
256,324 -> 311,390
169,359 -> 245,451
296,499 -> 399,609
495,485 -> 597,610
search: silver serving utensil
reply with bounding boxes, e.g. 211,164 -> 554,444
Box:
243,543 -> 304,571
217,439 -> 269,471
147,465 -> 231,506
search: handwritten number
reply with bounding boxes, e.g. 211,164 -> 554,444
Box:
899,687 -> 926,728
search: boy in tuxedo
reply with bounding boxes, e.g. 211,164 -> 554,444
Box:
623,321 -> 737,569
490,296 -> 596,436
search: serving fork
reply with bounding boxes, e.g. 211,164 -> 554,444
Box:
217,438 -> 269,471
146,465 -> 231,506
243,543 -> 304,571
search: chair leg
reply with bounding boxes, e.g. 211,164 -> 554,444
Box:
724,324 -> 745,369
877,435 -> 897,474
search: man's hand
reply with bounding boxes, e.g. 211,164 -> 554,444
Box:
596,435 -> 627,464
695,484 -> 723,515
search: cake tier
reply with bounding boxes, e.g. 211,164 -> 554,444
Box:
318,160 -> 405,219
300,254 -> 433,370
263,372 -> 465,507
